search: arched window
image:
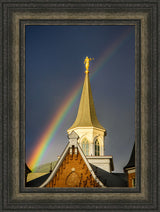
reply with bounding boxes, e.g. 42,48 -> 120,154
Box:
86,140 -> 89,155
81,138 -> 89,155
95,139 -> 100,156
82,140 -> 85,152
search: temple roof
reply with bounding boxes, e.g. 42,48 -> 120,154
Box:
27,132 -> 127,188
26,173 -> 50,187
124,143 -> 135,170
68,72 -> 105,132
25,163 -> 32,174
90,164 -> 128,187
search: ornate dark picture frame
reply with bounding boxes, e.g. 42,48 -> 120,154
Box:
1,0 -> 159,211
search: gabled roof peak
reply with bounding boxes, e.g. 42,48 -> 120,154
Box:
68,131 -> 79,147
39,138 -> 104,188
68,131 -> 79,140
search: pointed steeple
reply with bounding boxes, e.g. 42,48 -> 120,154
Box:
68,57 -> 105,132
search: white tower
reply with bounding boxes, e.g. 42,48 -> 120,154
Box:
67,57 -> 106,157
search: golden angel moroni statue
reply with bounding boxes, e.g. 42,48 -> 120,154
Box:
84,56 -> 94,73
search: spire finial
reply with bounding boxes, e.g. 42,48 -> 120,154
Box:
84,56 -> 94,73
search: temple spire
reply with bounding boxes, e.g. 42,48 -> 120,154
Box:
67,57 -> 105,132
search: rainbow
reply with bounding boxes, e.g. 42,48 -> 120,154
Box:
27,79 -> 83,169
27,27 -> 133,170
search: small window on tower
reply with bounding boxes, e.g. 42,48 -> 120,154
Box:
95,139 -> 100,156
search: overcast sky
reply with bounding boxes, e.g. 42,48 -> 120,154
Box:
25,25 -> 135,173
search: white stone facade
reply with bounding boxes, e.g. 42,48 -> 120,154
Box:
86,156 -> 114,173
67,127 -> 106,156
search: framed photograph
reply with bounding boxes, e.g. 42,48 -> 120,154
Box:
25,24 -> 135,189
1,0 -> 159,211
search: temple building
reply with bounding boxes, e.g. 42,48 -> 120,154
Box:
124,144 -> 135,187
26,56 -> 128,187
37,57 -> 127,188
67,57 -> 113,173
